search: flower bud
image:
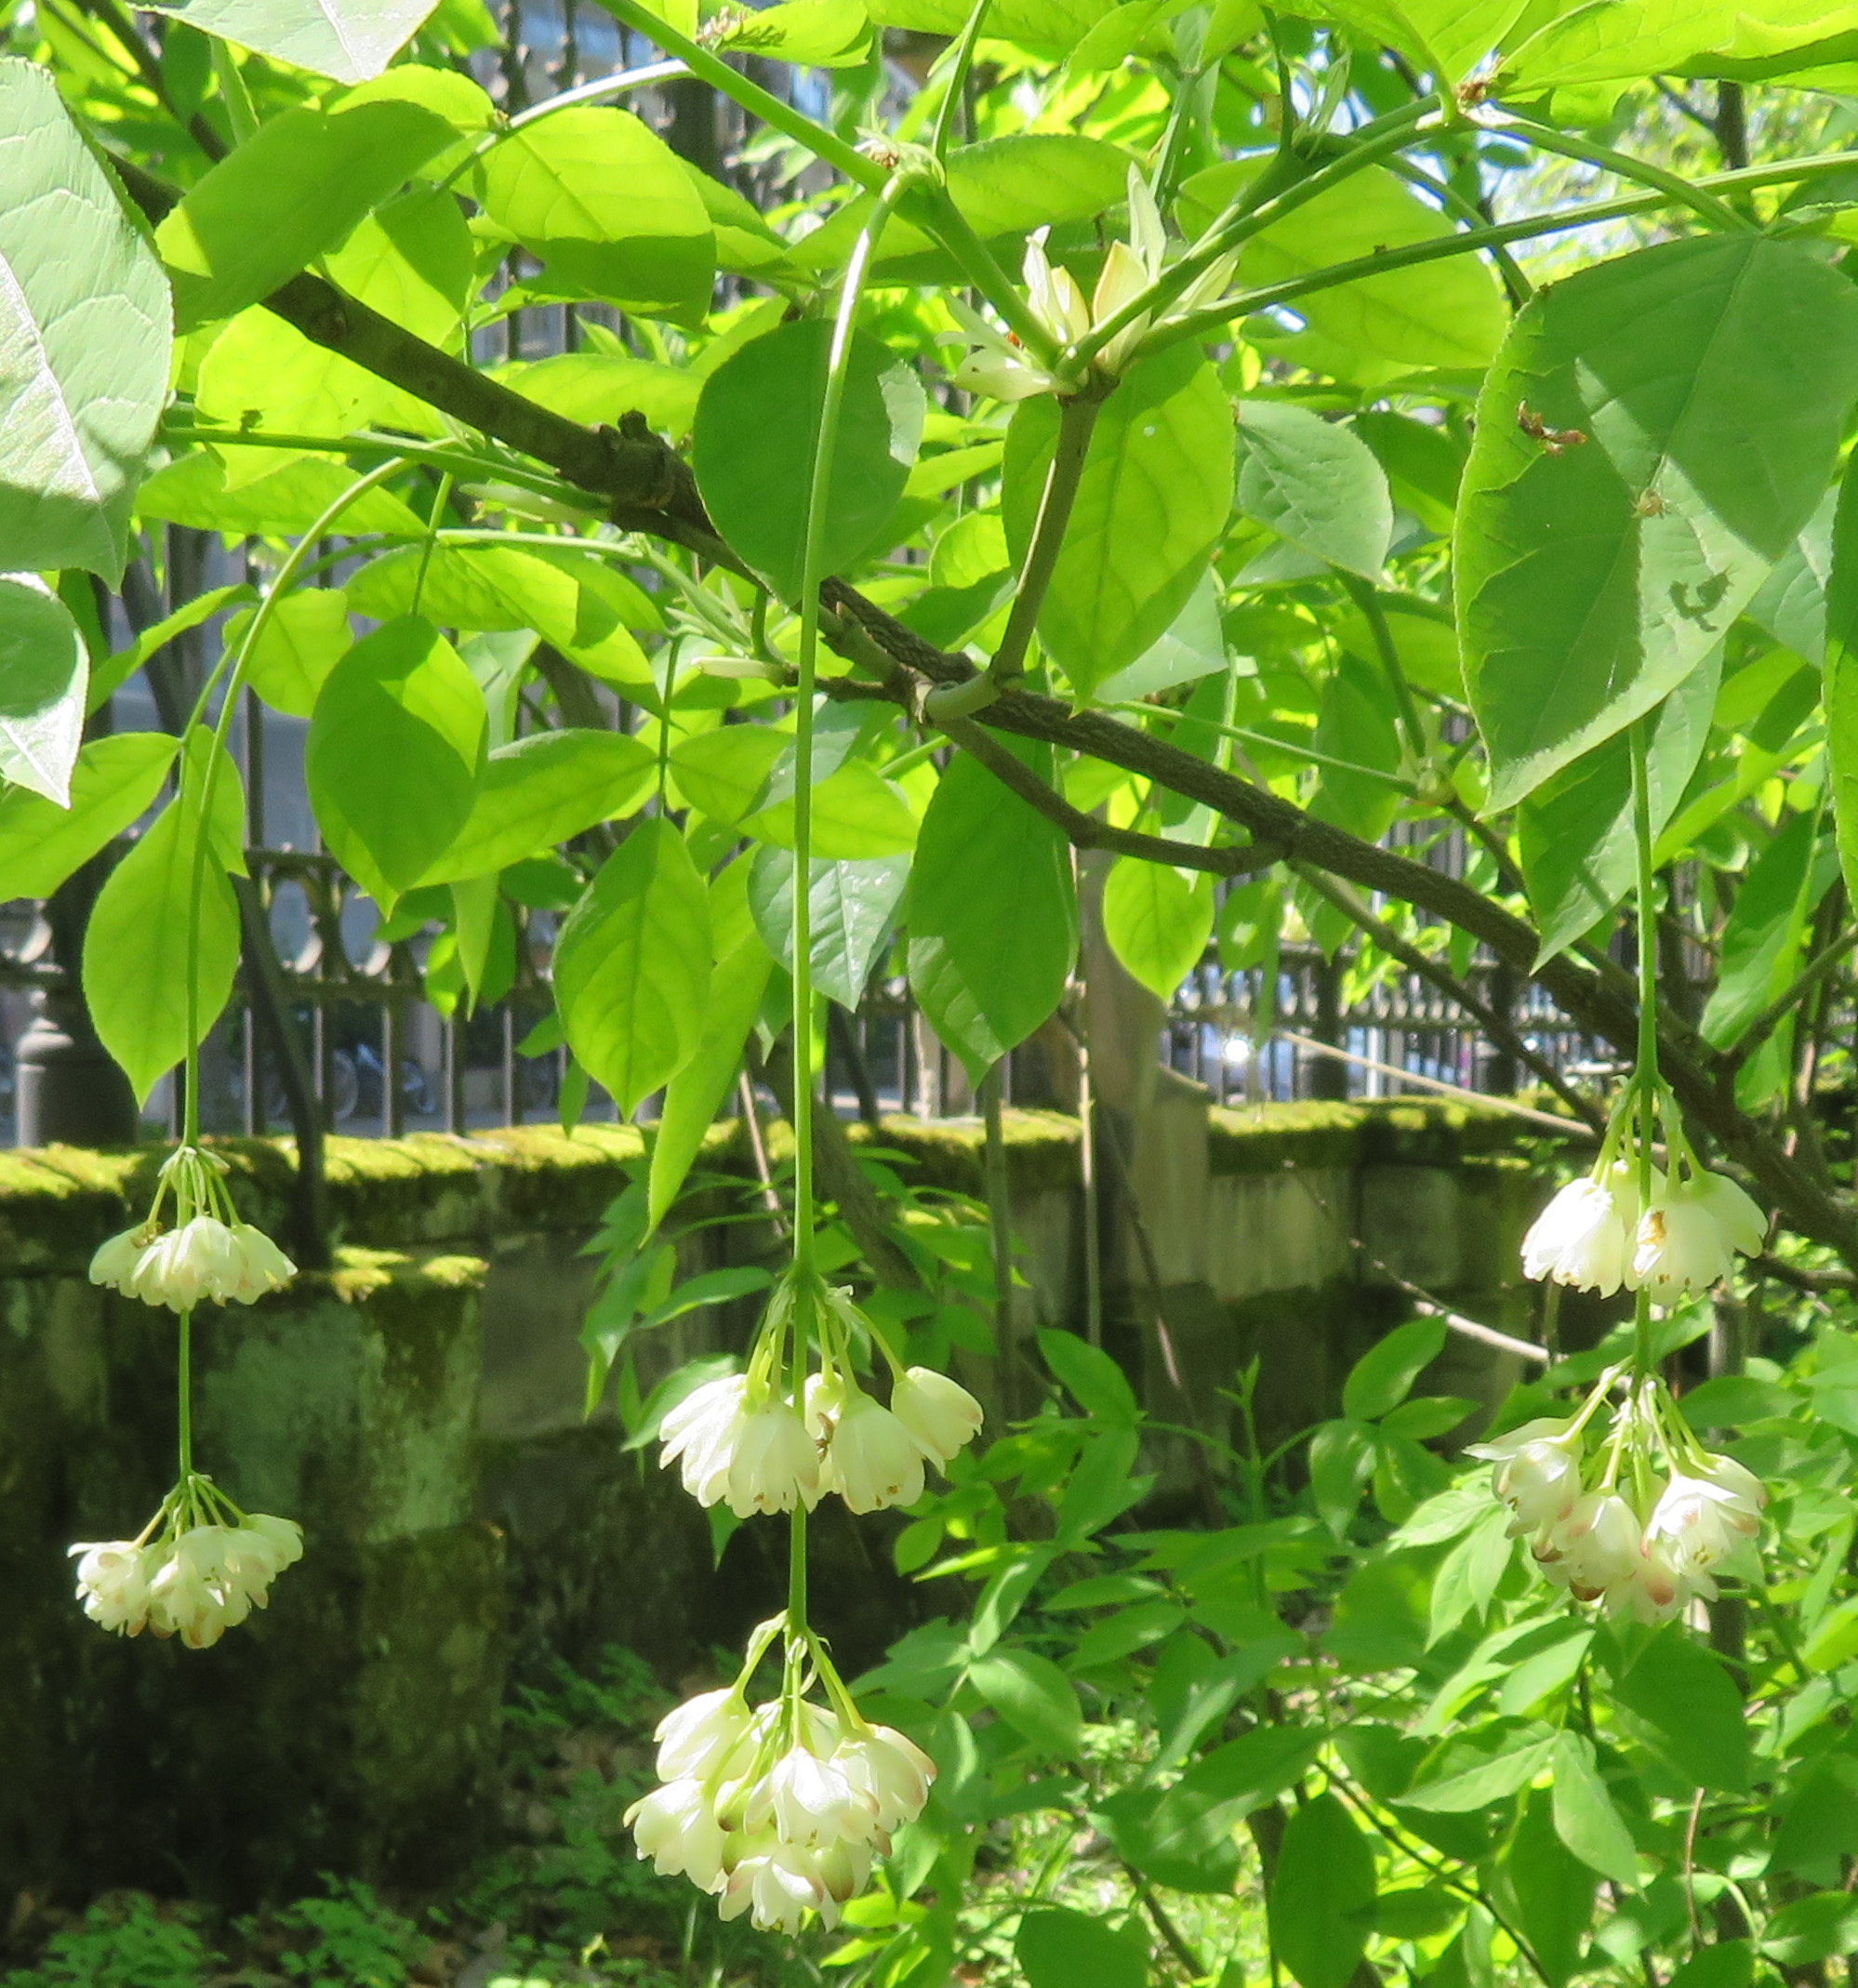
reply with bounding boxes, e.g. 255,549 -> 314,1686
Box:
890,1368 -> 983,1467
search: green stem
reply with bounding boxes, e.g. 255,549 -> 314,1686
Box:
791,178 -> 912,1273
1340,576 -> 1427,768
411,470 -> 454,614
924,386 -> 1105,720
930,0 -> 991,160
920,187 -> 1065,364
1486,113 -> 1755,233
590,0 -> 885,191
787,1504 -> 808,1631
179,456 -> 408,1145
1629,719 -> 1659,1373
1156,150 -> 1858,351
177,1310 -> 194,1479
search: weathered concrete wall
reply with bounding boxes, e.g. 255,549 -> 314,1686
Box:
0,1099 -> 1554,1904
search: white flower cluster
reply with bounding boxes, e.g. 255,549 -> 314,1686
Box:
71,1514 -> 303,1649
627,1685 -> 935,1932
1522,1157 -> 1765,1302
88,1146 -> 295,1313
1469,1386 -> 1763,1624
659,1307 -> 982,1519
949,167 -> 1237,400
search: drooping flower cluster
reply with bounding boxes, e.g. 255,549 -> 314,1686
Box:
627,1626 -> 936,1932
72,1486 -> 303,1649
1522,1147 -> 1765,1302
949,167 -> 1238,400
658,1275 -> 983,1519
89,1144 -> 296,1313
1468,1372 -> 1763,1624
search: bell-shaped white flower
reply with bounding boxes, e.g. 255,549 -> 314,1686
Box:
813,1382 -> 924,1515
836,1724 -> 936,1834
656,1687 -> 753,1783
70,1540 -> 154,1635
218,1515 -> 302,1598
626,1777 -> 728,1891
658,1373 -> 752,1505
88,1227 -> 150,1295
747,1741 -> 883,1850
224,1223 -> 297,1303
1521,1162 -> 1643,1295
1535,1490 -> 1641,1601
128,1216 -> 242,1312
1465,1415 -> 1584,1537
725,1401 -> 821,1518
1605,1531 -> 1688,1624
891,1367 -> 984,1467
719,1840 -> 830,1933
1631,1170 -> 1766,1302
1644,1453 -> 1763,1569
145,1527 -> 252,1648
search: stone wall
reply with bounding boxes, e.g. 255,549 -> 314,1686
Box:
0,1099 -> 1557,1905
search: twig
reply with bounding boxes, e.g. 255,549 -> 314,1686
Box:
737,1070 -> 786,1237
943,716 -> 1286,877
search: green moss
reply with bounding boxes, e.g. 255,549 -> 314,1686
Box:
849,1109 -> 1082,1195
1208,1096 -> 1559,1176
324,1246 -> 488,1309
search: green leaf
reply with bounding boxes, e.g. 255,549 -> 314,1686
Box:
1427,1503 -> 1513,1644
1039,1328 -> 1139,1421
647,922 -> 771,1229
305,616 -> 486,906
0,59 -> 170,582
1699,806 -> 1835,1049
746,848 -> 909,1008
1015,1908 -> 1147,1988
157,99 -> 456,331
0,733 -> 176,899
136,0 -> 445,81
691,319 -> 924,599
231,588 -> 353,720
1270,1792 -> 1377,1988
1403,1726 -> 1556,1811
1519,651 -> 1722,964
478,106 -> 713,317
1343,1316 -> 1447,1420
1549,1730 -> 1638,1886
1506,0 -> 1855,90
553,816 -> 711,1117
1824,446 -> 1858,908
1094,1775 -> 1243,1895
1234,402 -> 1393,578
1003,344 -> 1232,701
0,578 -> 87,804
864,0 -> 1111,54
907,745 -> 1076,1078
1182,164 -> 1507,379
83,789 -> 240,1107
1666,1945 -> 1753,1988
1609,1626 -> 1750,1793
967,1649 -> 1082,1756
1507,1788 -> 1595,1987
1763,1895 -> 1858,1968
746,759 -> 920,859
1458,234 -> 1858,810
136,450 -> 427,539
348,544 -> 654,685
1308,1419 -> 1377,1536
89,584 -> 256,711
418,730 -> 654,884
1313,0 -> 1528,80
1101,856 -> 1214,1000
490,351 -> 702,438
